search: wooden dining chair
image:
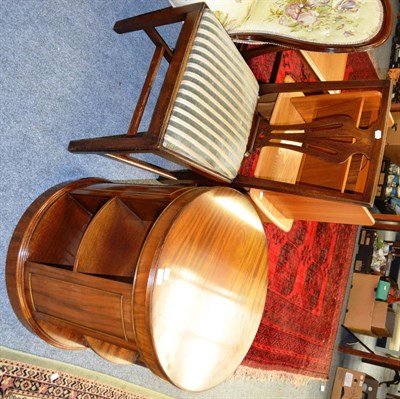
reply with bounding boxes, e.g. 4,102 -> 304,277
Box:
169,0 -> 393,84
168,0 -> 393,60
68,3 -> 393,213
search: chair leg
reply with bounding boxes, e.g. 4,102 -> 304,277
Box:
128,45 -> 165,135
69,135 -> 181,179
105,154 -> 177,180
68,135 -> 154,153
268,51 -> 282,83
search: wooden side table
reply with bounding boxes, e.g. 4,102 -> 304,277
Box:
6,179 -> 268,391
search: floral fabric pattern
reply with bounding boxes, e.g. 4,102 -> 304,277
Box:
169,0 -> 384,45
264,0 -> 375,40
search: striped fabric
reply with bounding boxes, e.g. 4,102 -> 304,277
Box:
162,9 -> 259,181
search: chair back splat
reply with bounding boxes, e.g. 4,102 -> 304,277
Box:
244,79 -> 392,206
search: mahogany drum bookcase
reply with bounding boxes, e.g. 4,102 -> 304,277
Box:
6,178 -> 268,392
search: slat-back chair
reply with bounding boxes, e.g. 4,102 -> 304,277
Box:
68,3 -> 393,209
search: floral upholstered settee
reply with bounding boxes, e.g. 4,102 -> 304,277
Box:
169,0 -> 389,49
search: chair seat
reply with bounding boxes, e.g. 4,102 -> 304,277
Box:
162,9 -> 259,181
170,0 -> 385,47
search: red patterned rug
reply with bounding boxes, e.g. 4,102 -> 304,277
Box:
248,50 -> 378,84
240,50 -> 376,379
242,221 -> 358,379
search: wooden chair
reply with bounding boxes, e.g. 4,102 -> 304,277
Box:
68,3 -> 393,218
168,0 -> 393,60
169,0 -> 392,84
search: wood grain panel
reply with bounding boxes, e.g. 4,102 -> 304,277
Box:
85,336 -> 139,364
74,198 -> 147,277
260,191 -> 375,225
26,262 -> 135,343
134,187 -> 268,391
28,194 -> 92,265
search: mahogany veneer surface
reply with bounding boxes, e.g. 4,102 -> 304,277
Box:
6,179 -> 268,392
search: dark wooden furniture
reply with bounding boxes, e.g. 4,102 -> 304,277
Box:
372,213 -> 400,233
234,0 -> 393,55
237,0 -> 393,60
6,179 -> 268,392
168,1 -> 393,60
236,0 -> 392,83
339,345 -> 400,387
68,4 -> 393,208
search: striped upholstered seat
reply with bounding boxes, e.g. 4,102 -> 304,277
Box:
162,9 -> 259,181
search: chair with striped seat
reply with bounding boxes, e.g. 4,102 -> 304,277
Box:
69,3 -> 259,181
68,3 -> 392,216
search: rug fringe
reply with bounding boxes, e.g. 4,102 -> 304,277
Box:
232,365 -> 322,387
